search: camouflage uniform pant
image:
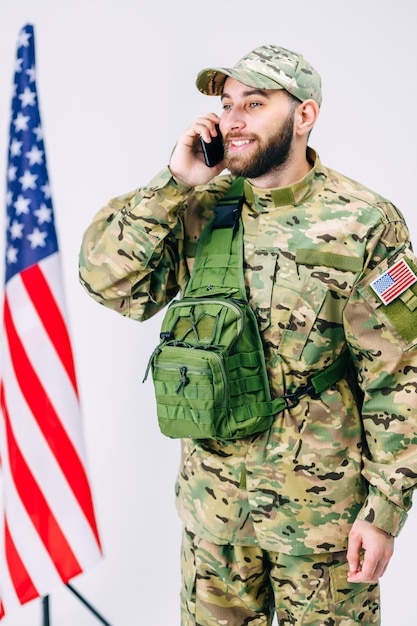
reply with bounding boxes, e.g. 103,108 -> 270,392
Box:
180,529 -> 380,626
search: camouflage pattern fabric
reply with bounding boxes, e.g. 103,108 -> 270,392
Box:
180,528 -> 380,625
196,44 -> 322,106
79,148 -> 417,555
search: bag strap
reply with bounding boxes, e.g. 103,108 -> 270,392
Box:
279,348 -> 351,409
184,178 -> 246,299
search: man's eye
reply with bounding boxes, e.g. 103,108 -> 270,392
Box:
249,102 -> 261,108
222,103 -> 232,110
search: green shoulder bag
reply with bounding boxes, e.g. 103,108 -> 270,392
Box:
144,178 -> 349,440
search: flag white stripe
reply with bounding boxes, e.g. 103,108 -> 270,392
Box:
39,253 -> 67,316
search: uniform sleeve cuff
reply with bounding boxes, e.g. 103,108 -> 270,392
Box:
356,486 -> 408,536
146,167 -> 193,194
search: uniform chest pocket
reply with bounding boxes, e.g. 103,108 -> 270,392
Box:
256,250 -> 360,363
276,274 -> 328,360
254,252 -> 328,360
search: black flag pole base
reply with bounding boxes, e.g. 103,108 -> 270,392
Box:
42,596 -> 50,626
42,584 -> 114,626
66,583 -> 113,626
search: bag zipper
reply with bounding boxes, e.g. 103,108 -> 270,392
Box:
153,350 -> 228,409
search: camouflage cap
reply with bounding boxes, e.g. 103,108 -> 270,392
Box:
196,44 -> 322,107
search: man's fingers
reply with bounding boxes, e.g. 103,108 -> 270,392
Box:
346,519 -> 394,583
346,530 -> 361,574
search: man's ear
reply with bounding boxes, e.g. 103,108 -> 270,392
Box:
295,99 -> 319,137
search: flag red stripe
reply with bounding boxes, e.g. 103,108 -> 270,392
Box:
383,283 -> 411,300
20,264 -> 78,395
0,382 -> 82,582
4,517 -> 38,604
390,262 -> 408,277
3,296 -> 101,546
388,264 -> 408,283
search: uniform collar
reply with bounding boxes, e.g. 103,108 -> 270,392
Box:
243,148 -> 326,212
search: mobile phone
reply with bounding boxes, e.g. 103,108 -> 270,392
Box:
200,124 -> 224,167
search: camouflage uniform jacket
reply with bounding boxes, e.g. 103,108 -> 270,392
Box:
79,149 -> 417,555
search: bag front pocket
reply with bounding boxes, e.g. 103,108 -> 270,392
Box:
152,345 -> 228,439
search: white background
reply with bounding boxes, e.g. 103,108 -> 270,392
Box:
1,1 -> 417,624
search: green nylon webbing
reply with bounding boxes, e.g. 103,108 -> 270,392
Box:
184,177 -> 246,299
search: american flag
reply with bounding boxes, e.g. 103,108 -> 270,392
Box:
0,24 -> 102,616
370,258 -> 417,305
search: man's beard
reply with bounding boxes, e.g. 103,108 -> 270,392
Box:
224,111 -> 295,179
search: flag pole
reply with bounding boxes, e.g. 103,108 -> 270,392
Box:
41,586 -> 114,626
66,583 -> 113,626
42,596 -> 50,626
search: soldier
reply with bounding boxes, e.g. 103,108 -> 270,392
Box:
79,45 -> 417,625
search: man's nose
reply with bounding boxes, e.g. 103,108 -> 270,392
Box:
222,109 -> 246,133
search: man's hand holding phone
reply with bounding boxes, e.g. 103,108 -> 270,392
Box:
169,114 -> 225,187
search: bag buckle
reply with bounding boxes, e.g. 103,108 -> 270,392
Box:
212,196 -> 244,232
282,379 -> 319,409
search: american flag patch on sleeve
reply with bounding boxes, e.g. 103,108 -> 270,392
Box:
370,258 -> 417,305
